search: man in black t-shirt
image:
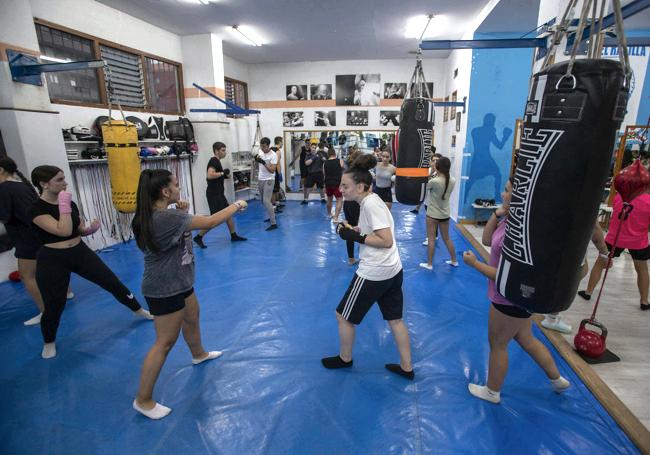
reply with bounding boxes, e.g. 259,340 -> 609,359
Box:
193,142 -> 246,248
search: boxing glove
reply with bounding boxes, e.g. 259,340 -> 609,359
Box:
58,191 -> 73,215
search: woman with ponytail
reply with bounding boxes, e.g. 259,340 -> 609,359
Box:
322,154 -> 414,380
419,156 -> 458,270
131,169 -> 247,420
30,165 -> 152,359
0,156 -> 45,325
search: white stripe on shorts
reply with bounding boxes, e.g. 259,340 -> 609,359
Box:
342,275 -> 365,320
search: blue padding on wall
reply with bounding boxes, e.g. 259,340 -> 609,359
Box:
0,202 -> 639,454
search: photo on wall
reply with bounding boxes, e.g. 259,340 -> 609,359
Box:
336,74 -> 380,106
383,83 -> 406,99
379,111 -> 400,126
310,84 -> 332,100
408,81 -> 434,98
346,110 -> 368,126
286,85 -> 308,100
315,111 -> 336,127
283,112 -> 304,127
450,91 -> 458,118
443,96 -> 450,122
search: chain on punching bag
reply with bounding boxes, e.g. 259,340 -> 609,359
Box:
395,53 -> 434,205
496,0 -> 630,313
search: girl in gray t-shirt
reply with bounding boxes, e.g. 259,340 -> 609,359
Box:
130,168 -> 248,420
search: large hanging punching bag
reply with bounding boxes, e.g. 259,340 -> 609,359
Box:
103,120 -> 141,213
495,58 -> 628,314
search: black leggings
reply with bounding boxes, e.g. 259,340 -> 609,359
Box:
36,241 -> 141,343
343,200 -> 360,259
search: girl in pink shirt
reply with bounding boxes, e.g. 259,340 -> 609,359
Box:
579,192 -> 650,310
462,179 -> 570,403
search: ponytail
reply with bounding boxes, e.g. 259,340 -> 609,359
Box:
132,169 -> 172,252
31,165 -> 62,195
436,157 -> 452,200
0,156 -> 37,195
344,153 -> 377,191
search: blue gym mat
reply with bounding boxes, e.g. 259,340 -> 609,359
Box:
0,201 -> 640,454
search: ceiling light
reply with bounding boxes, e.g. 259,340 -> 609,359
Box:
404,14 -> 447,39
230,25 -> 265,47
40,55 -> 71,63
179,0 -> 214,4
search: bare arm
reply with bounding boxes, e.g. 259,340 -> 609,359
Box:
482,207 -> 507,246
591,221 -> 609,256
462,251 -> 497,280
207,166 -> 224,180
364,226 -> 393,248
33,214 -> 73,238
187,202 -> 245,231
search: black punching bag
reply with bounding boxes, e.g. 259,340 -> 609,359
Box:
395,98 -> 434,205
496,59 -> 628,314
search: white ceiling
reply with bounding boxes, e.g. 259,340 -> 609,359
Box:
97,0 -> 649,64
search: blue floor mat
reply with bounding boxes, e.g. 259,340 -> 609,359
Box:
0,201 -> 639,454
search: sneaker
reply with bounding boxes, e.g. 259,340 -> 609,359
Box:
422,238 -> 429,246
300,200 -> 308,205
419,262 -> 433,270
265,224 -> 278,231
66,291 -> 75,300
640,303 -> 650,311
577,291 -> 591,301
410,209 -> 419,214
193,235 -> 207,249
541,317 -> 572,334
445,260 -> 459,267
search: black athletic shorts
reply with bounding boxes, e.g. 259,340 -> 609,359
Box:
274,172 -> 281,192
145,288 -> 194,316
492,302 -> 531,319
336,270 -> 404,325
374,186 -> 392,203
207,192 -> 229,214
305,172 -> 324,189
427,215 -> 450,223
606,242 -> 650,261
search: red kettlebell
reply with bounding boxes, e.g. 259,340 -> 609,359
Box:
574,319 -> 608,358
8,270 -> 21,282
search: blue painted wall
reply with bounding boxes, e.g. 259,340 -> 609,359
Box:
459,33 -> 533,220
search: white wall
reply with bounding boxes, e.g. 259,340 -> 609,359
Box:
224,54 -> 251,84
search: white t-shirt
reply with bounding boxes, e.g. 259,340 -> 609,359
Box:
257,150 -> 277,181
357,193 -> 402,281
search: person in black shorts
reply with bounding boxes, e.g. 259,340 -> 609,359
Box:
271,136 -> 285,212
321,154 -> 414,380
302,141 -> 326,204
193,142 -> 246,248
132,168 -> 248,419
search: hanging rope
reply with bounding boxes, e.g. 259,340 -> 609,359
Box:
406,50 -> 432,99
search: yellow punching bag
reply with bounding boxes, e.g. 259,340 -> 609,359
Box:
102,120 -> 140,213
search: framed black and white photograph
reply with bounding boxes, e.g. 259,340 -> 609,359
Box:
379,111 -> 400,126
451,135 -> 457,148
286,85 -> 308,101
450,91 -> 458,118
443,96 -> 449,122
383,83 -> 406,99
408,82 -> 434,98
283,111 -> 304,127
314,111 -> 336,127
456,112 -> 462,132
336,74 -> 380,106
310,84 -> 332,100
346,110 -> 368,126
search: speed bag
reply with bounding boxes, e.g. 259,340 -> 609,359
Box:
496,59 -> 627,314
395,98 -> 434,205
102,120 -> 141,213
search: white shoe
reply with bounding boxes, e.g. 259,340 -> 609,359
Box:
24,313 -> 42,326
541,318 -> 572,334
192,350 -> 223,365
133,400 -> 172,420
468,383 -> 501,404
422,239 -> 429,246
445,260 -> 459,267
419,262 -> 433,270
66,291 -> 74,300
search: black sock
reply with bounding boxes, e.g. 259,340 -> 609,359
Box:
265,224 -> 278,231
641,303 -> 650,310
193,234 -> 207,249
231,232 -> 247,241
578,291 -> 591,301
385,364 -> 414,380
321,355 -> 353,369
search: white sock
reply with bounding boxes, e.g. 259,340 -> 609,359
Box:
66,291 -> 74,299
132,400 -> 171,420
550,376 -> 571,392
445,260 -> 459,267
192,350 -> 223,365
468,383 -> 501,403
419,262 -> 433,270
42,342 -> 56,359
24,313 -> 43,326
135,308 -> 154,320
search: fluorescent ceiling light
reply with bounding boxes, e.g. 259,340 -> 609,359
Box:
179,0 -> 214,4
230,25 -> 265,47
40,55 -> 71,63
404,14 -> 448,39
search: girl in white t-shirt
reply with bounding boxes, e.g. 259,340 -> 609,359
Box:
321,154 -> 414,380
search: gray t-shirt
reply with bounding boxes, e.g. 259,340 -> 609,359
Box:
375,164 -> 396,188
426,175 -> 456,219
141,209 -> 194,298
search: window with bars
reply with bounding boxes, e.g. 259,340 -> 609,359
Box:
34,21 -> 184,114
35,23 -> 101,104
224,77 -> 249,117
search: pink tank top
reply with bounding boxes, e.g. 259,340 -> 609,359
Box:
487,221 -> 514,306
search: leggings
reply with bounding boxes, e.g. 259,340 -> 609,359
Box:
36,241 -> 141,343
343,200 -> 360,259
